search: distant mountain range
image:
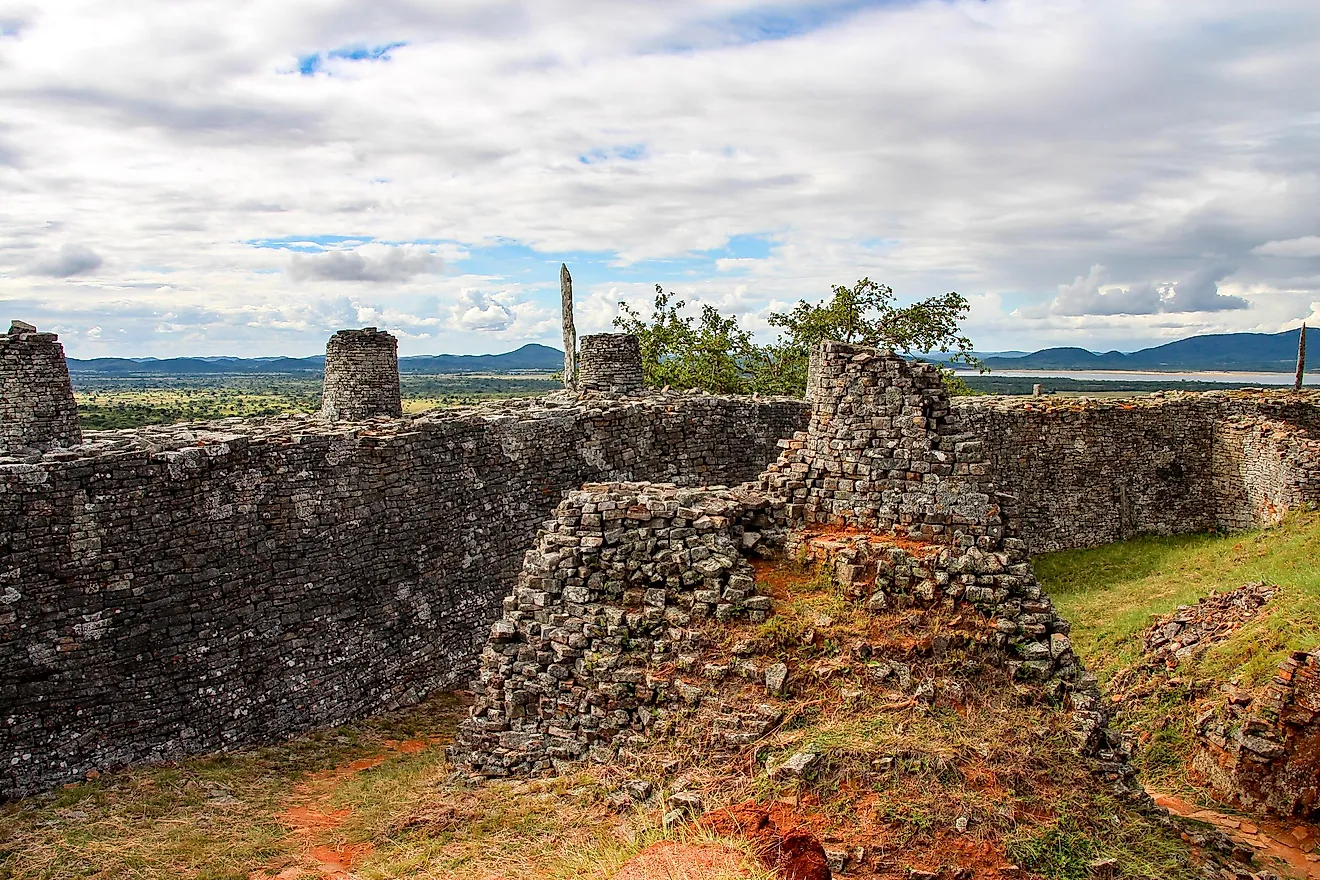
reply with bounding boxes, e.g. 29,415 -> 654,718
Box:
65,329 -> 1314,377
68,343 -> 565,376
967,329 -> 1313,374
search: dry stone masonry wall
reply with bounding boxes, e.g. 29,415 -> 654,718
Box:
453,344 -> 1137,795
320,327 -> 403,421
451,482 -> 789,776
955,392 -> 1320,552
0,391 -> 807,797
4,321 -> 1319,799
0,322 -> 81,454
577,333 -> 644,394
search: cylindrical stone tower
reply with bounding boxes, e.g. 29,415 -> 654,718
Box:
576,333 -> 644,394
320,327 -> 402,421
0,320 -> 82,452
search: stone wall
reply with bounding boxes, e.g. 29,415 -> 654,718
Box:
452,482 -> 787,777
762,344 -> 1003,545
452,344 -> 1134,791
320,327 -> 402,421
0,393 -> 808,797
0,322 -> 81,453
577,333 -> 644,394
1195,651 -> 1320,818
954,392 -> 1320,552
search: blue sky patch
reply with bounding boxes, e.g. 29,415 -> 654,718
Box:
293,41 -> 407,76
246,235 -> 375,253
578,144 -> 648,164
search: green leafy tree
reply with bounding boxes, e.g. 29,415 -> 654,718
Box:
614,285 -> 769,394
766,278 -> 983,395
615,278 -> 983,396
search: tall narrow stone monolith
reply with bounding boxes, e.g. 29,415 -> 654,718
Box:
0,321 -> 81,452
560,264 -> 576,389
320,327 -> 402,422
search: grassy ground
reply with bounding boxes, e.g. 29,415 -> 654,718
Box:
71,375 -> 561,429
0,557 -> 1203,880
1037,510 -> 1320,797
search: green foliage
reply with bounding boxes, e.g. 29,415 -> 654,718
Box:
613,286 -> 775,394
614,278 -> 983,396
765,277 -> 983,396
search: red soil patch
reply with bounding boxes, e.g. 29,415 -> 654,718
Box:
614,841 -> 756,879
700,801 -> 831,880
797,525 -> 947,559
248,739 -> 432,879
1153,790 -> 1320,879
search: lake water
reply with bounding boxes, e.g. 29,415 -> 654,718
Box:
976,369 -> 1318,386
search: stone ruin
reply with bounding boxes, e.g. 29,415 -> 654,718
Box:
577,332 -> 645,395
449,343 -> 1129,790
0,321 -> 81,453
2,322 -> 1319,799
1196,651 -> 1320,818
320,327 -> 403,421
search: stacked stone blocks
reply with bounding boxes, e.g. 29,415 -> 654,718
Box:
0,321 -> 81,452
454,482 -> 787,776
577,333 -> 645,395
320,327 -> 402,421
453,344 -> 1133,786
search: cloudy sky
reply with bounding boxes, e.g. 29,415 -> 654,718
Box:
1,0 -> 1318,358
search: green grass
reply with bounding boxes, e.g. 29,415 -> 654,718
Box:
73,374 -> 560,430
1036,510 -> 1320,798
1038,510 -> 1320,686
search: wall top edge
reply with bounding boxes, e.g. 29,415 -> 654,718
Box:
0,390 -> 809,471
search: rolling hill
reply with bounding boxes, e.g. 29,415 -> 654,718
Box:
977,328 -> 1314,373
68,344 -> 565,376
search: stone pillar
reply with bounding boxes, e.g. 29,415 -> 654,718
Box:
0,321 -> 81,452
576,333 -> 644,395
320,327 -> 402,421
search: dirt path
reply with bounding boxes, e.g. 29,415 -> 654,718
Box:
249,739 -> 431,880
1151,791 -> 1320,879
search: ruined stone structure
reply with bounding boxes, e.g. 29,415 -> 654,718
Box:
957,392 -> 1320,551
320,327 -> 402,421
0,321 -> 81,453
3,325 -> 1319,798
576,333 -> 644,394
0,391 -> 806,797
451,344 -> 1128,783
1195,651 -> 1320,818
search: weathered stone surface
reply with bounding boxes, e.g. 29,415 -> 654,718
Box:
577,333 -> 644,395
452,343 -> 1140,797
1195,651 -> 1320,818
0,322 -> 80,452
0,389 -> 807,797
447,481 -> 789,776
320,327 -> 402,421
955,391 -> 1320,552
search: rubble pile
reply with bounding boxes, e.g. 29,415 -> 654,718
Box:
1143,582 -> 1278,669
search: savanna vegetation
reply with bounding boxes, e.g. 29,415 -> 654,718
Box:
614,278 -> 982,396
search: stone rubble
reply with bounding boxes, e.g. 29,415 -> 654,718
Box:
1196,651 -> 1320,818
1143,582 -> 1278,669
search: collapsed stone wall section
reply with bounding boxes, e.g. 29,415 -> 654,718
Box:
1195,651 -> 1320,818
0,321 -> 81,453
451,482 -> 788,776
320,327 -> 402,421
455,344 -> 1136,792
